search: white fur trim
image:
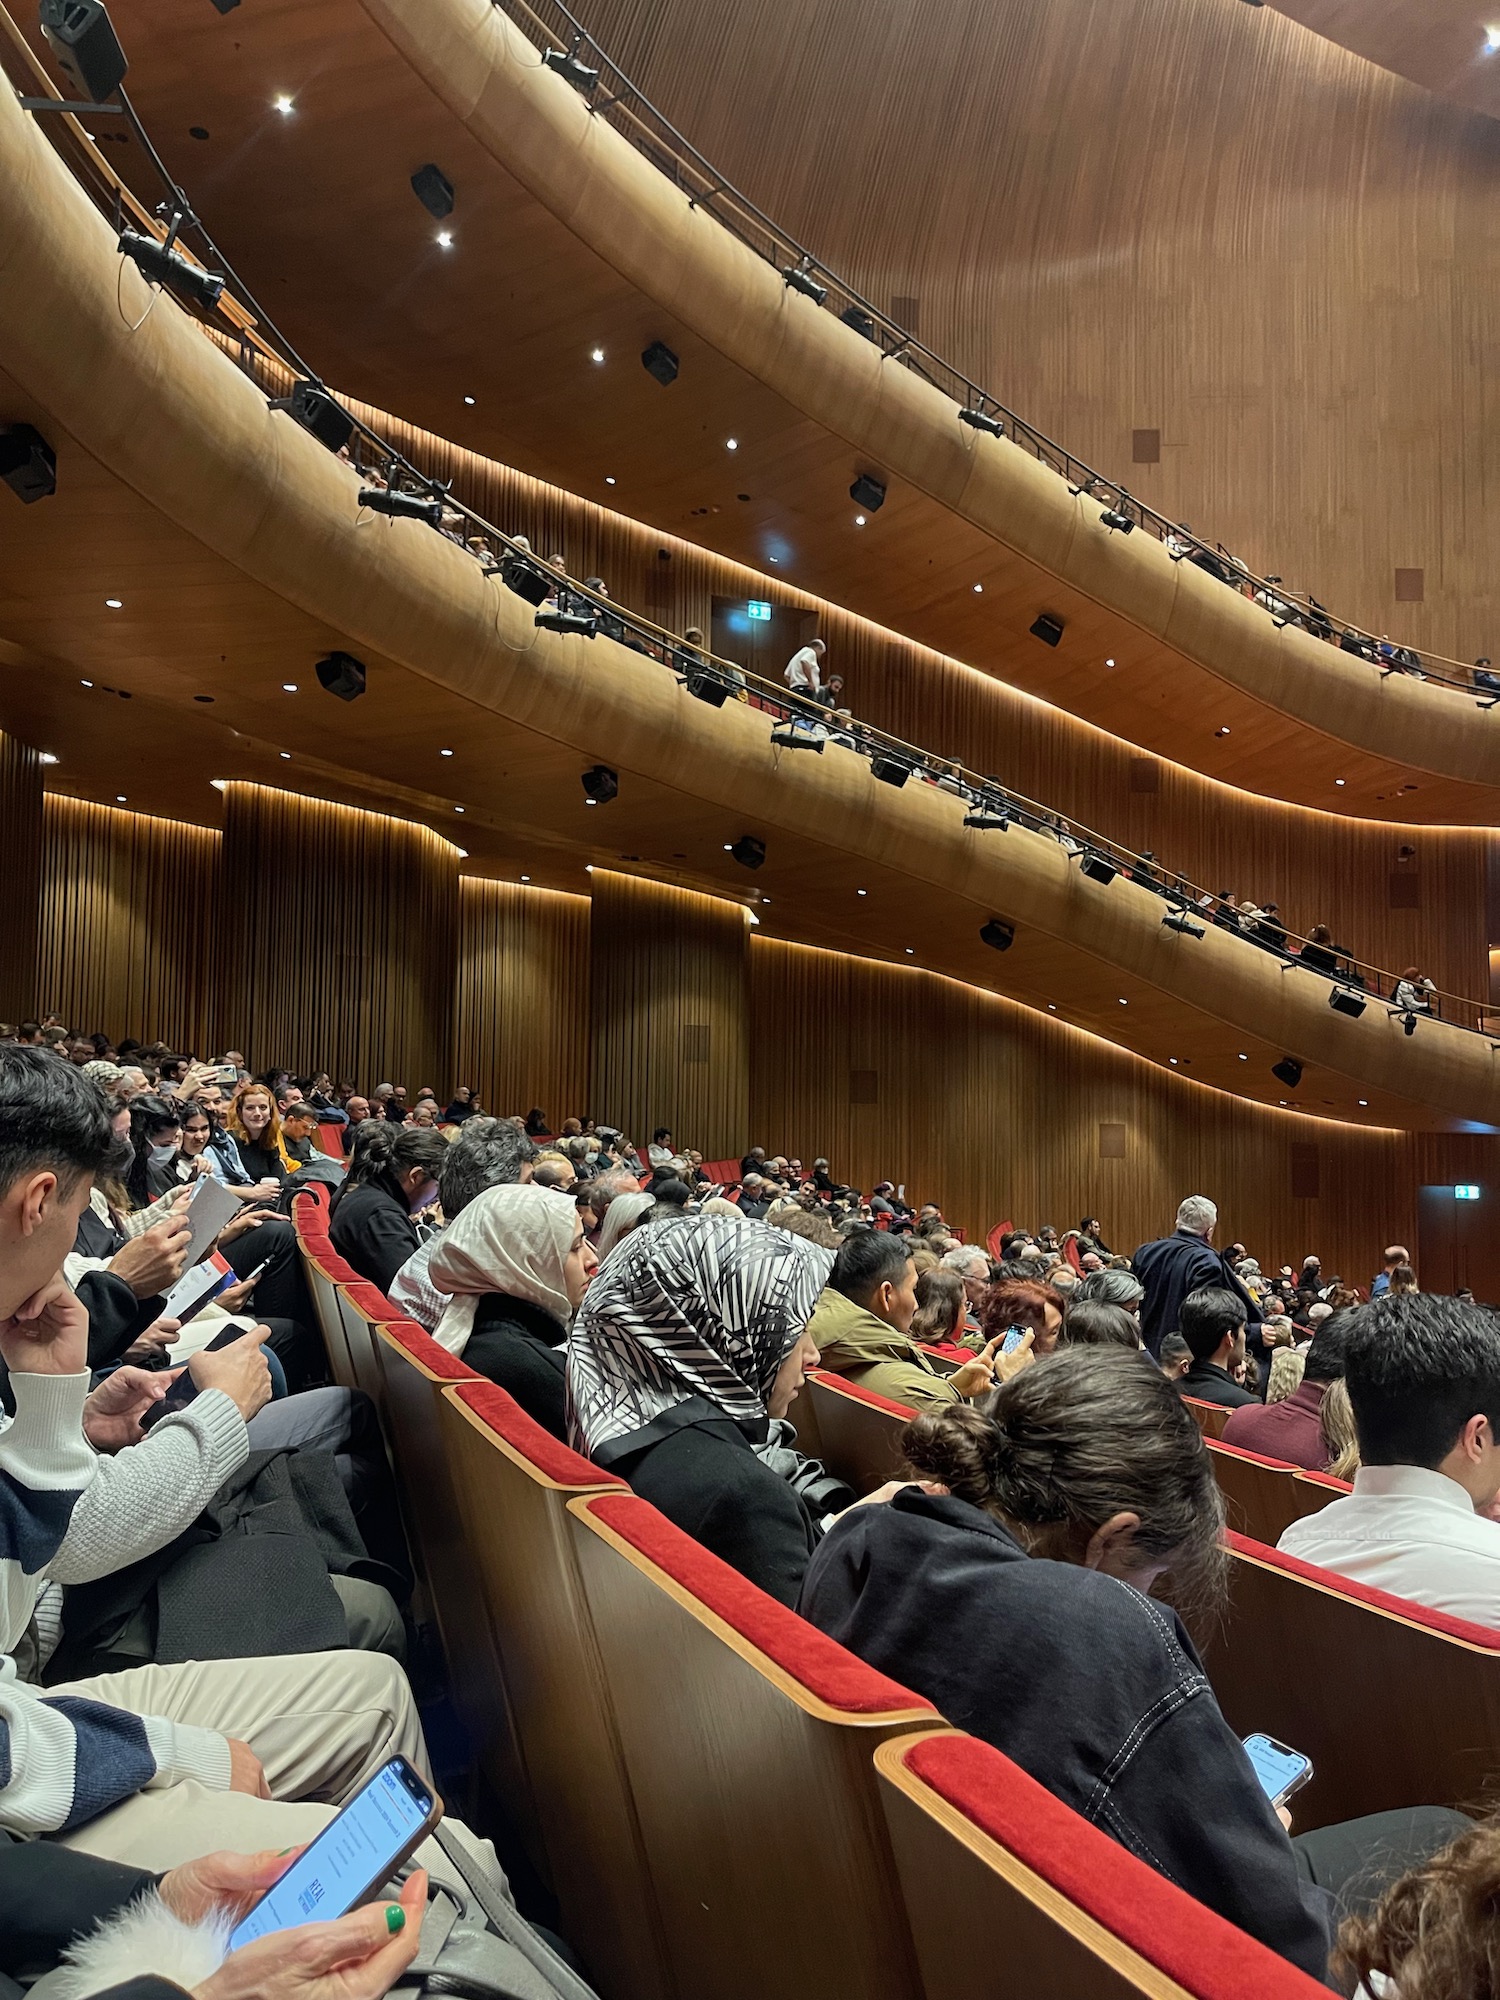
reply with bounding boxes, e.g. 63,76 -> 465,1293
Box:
52,1891 -> 233,2000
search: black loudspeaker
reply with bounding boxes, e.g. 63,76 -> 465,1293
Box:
870,754 -> 909,788
850,473 -> 887,512
1080,852 -> 1117,886
499,555 -> 551,606
730,835 -> 766,870
1271,1057 -> 1303,1089
40,0 -> 127,102
641,341 -> 679,386
1329,989 -> 1366,1018
314,651 -> 367,702
271,382 -> 353,455
840,306 -> 877,341
684,670 -> 727,706
410,163 -> 455,220
581,764 -> 618,803
1030,613 -> 1065,647
0,425 -> 57,504
979,918 -> 1015,952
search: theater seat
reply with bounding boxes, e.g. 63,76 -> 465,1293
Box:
1203,1531 -> 1500,1827
435,1382 -> 667,2000
1204,1439 -> 1304,1545
566,1491 -> 935,2000
1182,1396 -> 1232,1440
702,1157 -> 741,1183
876,1728 -> 1329,1999
290,1195 -> 356,1385
336,1278 -> 398,1405
807,1370 -> 916,1493
1289,1468 -> 1351,1518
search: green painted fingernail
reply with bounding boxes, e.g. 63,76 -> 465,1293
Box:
385,1906 -> 405,1935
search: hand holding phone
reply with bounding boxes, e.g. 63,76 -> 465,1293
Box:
1242,1732 -> 1313,1808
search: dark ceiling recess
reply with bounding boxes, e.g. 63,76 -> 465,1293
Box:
410,163 -> 455,220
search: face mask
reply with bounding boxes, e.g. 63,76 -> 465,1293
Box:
105,1135 -> 134,1180
148,1142 -> 179,1165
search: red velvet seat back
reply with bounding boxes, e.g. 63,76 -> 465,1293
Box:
336,1277 -> 399,1404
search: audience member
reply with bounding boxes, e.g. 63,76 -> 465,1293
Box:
1060,1299 -> 1142,1349
809,1233 -> 1016,1409
783,636 -> 826,696
975,1276 -> 1065,1359
328,1123 -> 447,1293
1176,1286 -> 1257,1408
1222,1314 -> 1352,1466
1157,1331 -> 1192,1380
1134,1197 -> 1261,1358
388,1116 -> 536,1329
1371,1245 -> 1410,1297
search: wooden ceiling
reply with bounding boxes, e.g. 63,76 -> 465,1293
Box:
16,0 -> 1499,821
1273,1 -> 1500,119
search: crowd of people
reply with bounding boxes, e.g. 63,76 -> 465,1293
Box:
3,1013 -> 1500,1997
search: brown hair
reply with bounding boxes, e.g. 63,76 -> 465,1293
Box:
770,1206 -> 843,1251
981,1278 -> 1067,1342
911,1268 -> 964,1343
900,1349 -> 1226,1622
1338,1817 -> 1500,1998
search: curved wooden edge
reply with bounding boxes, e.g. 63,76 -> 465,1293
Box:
807,1369 -> 921,1420
438,1382 -> 623,1494
360,0 -> 1500,793
1226,1541 -> 1500,1658
565,1494 -> 937,1730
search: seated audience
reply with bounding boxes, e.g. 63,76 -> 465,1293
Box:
1338,1812 -> 1500,1999
1222,1314 -> 1351,1466
1371,1245 -> 1409,1297
1319,1376 -> 1360,1481
426,1183 -> 598,1436
1265,1347 -> 1307,1402
328,1122 -> 448,1295
1158,1331 -> 1193,1380
1176,1286 -> 1258,1408
799,1348 -> 1467,1981
387,1116 -> 536,1328
1060,1299 -> 1142,1349
226,1082 -> 296,1185
1133,1195 -> 1261,1358
910,1267 -> 964,1344
974,1275 -> 1066,1358
1074,1266 -> 1144,1316
809,1233 -> 1013,1409
1279,1295 -> 1500,1624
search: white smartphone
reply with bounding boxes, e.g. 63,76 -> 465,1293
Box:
227,1756 -> 439,1951
1242,1731 -> 1314,1807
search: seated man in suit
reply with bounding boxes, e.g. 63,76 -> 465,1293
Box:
1174,1286 -> 1258,1410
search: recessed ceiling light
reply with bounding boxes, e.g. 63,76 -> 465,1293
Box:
463,395 -> 475,406
1047,1003 -> 1056,1011
115,794 -> 126,802
857,888 -> 867,896
1169,1056 -> 1179,1065
726,438 -> 738,451
1335,778 -> 1346,786
273,94 -> 294,114
605,476 -> 616,486
81,679 -> 93,688
1279,1099 -> 1288,1107
454,805 -> 465,813
282,682 -> 298,692
591,348 -> 605,363
1118,997 -> 1128,1005
585,864 -> 594,873
723,843 -> 732,851
973,583 -> 983,594
279,751 -> 291,759
769,555 -> 780,564
585,798 -> 596,806
854,514 -> 866,527
1214,726 -> 1231,737
440,747 -> 454,757
1358,1098 -> 1369,1106
1105,657 -> 1116,667
1238,1052 -> 1248,1061
436,230 -> 454,249
521,873 -> 531,882
761,896 -> 770,904
906,946 -> 915,954
39,752 -> 58,765
105,598 -> 122,609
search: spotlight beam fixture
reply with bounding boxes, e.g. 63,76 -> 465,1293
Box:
1099,508 -> 1136,535
118,210 -> 225,312
783,261 -> 828,305
1161,911 -> 1205,938
536,606 -> 598,637
959,406 -> 1005,438
770,719 -> 825,753
542,44 -> 600,91
963,806 -> 1011,831
358,485 -> 444,527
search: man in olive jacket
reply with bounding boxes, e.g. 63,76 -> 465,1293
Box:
809,1233 -> 1003,1408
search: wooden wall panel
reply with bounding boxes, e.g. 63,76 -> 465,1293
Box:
359,397 -> 1491,1006
0,730 -> 41,1021
456,877 -> 591,1121
589,868 -> 749,1157
36,796 -> 219,1050
215,783 -> 459,1087
748,937 -> 1500,1279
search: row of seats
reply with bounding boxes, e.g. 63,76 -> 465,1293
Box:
286,1190 -> 1333,1999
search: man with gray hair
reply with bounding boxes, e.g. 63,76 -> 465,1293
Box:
941,1243 -> 991,1337
388,1117 -> 536,1329
1132,1194 -> 1261,1360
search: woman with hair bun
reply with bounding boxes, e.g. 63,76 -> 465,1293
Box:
799,1348 -> 1466,1982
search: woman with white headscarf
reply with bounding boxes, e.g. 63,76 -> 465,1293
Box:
428,1183 -> 598,1438
568,1212 -> 853,1605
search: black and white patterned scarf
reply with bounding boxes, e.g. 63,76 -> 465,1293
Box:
566,1212 -> 832,1458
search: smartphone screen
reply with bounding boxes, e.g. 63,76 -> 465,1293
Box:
1000,1327 -> 1028,1356
228,1757 -> 435,1950
1242,1732 -> 1313,1805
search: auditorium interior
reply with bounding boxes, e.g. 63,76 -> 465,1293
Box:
2,0 -> 1500,1992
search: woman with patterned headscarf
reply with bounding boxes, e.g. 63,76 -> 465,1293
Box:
568,1211 -> 852,1604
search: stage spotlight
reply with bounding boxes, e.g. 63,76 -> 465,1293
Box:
269,381 -> 353,454
979,918 -> 1015,952
581,765 -> 618,804
770,719 -> 824,753
314,651 -> 367,702
1080,851 -> 1117,886
410,163 -> 455,220
870,754 -> 910,788
0,424 -> 56,504
683,670 -> 728,707
40,0 -> 127,103
1161,911 -> 1205,938
118,227 -> 225,310
497,553 -> 551,605
641,341 -> 679,386
1030,613 -> 1065,648
1402,1013 -> 1418,1037
536,606 -> 598,636
959,406 -> 1005,438
730,835 -> 766,870
783,263 -> 828,305
840,305 -> 877,340
1100,508 -> 1135,534
850,473 -> 887,513
542,45 -> 599,90
1271,1057 -> 1303,1089
963,806 -> 1011,831
359,486 -> 443,527
1329,989 -> 1367,1018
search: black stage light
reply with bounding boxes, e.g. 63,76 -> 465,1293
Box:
1161,912 -> 1205,938
979,918 -> 1015,952
1030,613 -> 1065,648
641,340 -> 679,387
770,719 -> 824,752
208,0 -> 241,12
314,651 -> 366,702
536,607 -> 598,637
542,46 -> 599,91
410,163 -> 455,220
0,424 -> 57,504
359,486 -> 443,527
870,754 -> 910,788
963,807 -> 1011,831
269,381 -> 353,455
1271,1057 -> 1303,1089
684,670 -> 728,707
581,764 -> 618,804
959,407 -> 1005,439
1080,852 -> 1117,886
40,0 -> 126,103
1329,989 -> 1366,1019
118,228 -> 225,310
1100,508 -> 1135,534
840,305 -> 877,340
730,835 -> 766,870
1402,1013 -> 1418,1037
498,553 -> 551,605
850,473 -> 886,513
783,264 -> 828,305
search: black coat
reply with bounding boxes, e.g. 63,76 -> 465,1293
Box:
1132,1230 -> 1262,1358
330,1183 -> 419,1295
1179,1358 -> 1259,1409
461,1292 -> 569,1440
0,1838 -> 163,1997
800,1489 -> 1331,1981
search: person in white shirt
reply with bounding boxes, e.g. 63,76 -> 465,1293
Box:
783,637 -> 826,696
1279,1294 -> 1500,1628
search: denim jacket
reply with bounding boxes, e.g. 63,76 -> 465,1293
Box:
799,1488 -> 1331,1983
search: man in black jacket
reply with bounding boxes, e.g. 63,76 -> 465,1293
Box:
1133,1195 -> 1261,1357
1176,1286 -> 1258,1408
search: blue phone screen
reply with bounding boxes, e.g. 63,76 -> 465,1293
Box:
1242,1733 -> 1310,1802
228,1759 -> 431,1950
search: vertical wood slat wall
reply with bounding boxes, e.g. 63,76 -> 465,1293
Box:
0,731 -> 41,1021
37,797 -> 219,1052
457,878 -> 591,1123
589,868 -> 750,1160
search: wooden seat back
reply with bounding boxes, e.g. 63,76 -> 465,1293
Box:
1204,1439 -> 1304,1545
289,1193 -> 356,1386
566,1490 -> 934,2000
806,1370 -> 916,1493
1289,1468 -> 1351,1519
1182,1395 -> 1231,1439
335,1277 -> 395,1406
876,1729 -> 1330,2000
1203,1531 -> 1500,1826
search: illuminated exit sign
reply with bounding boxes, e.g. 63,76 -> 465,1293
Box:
747,600 -> 773,622
1456,1185 -> 1481,1201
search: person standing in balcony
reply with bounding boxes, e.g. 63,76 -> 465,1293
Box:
784,636 -> 826,698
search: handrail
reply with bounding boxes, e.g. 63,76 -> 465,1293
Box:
484,0 -> 1492,702
4,26 -> 1490,1047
